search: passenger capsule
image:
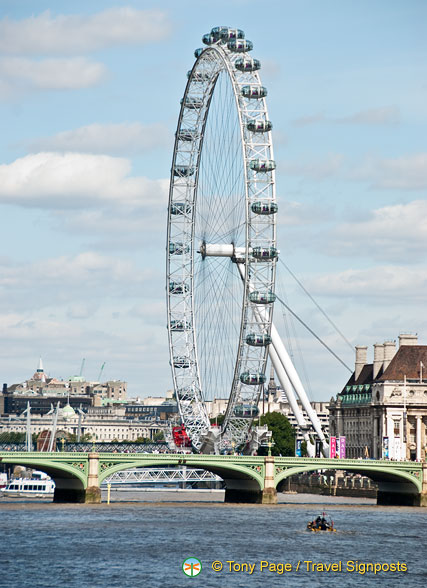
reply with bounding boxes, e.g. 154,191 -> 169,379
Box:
251,201 -> 278,215
227,39 -> 253,52
169,242 -> 190,255
202,33 -> 216,45
233,404 -> 259,417
177,129 -> 198,142
252,246 -> 279,261
245,333 -> 272,346
173,165 -> 195,177
240,372 -> 266,385
171,202 -> 192,215
173,356 -> 191,369
217,27 -> 245,41
247,120 -> 273,132
181,96 -> 203,109
249,291 -> 276,304
250,159 -> 276,172
170,320 -> 191,331
194,48 -> 204,58
187,70 -> 211,82
235,58 -> 260,72
169,281 -> 189,294
241,85 -> 267,99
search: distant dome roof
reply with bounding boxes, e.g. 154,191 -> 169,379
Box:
61,403 -> 76,420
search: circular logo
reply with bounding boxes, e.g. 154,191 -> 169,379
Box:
182,557 -> 202,577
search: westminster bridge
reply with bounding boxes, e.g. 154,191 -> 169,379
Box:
1,452 -> 426,507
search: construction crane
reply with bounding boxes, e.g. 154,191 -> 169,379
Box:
79,358 -> 86,378
97,362 -> 106,382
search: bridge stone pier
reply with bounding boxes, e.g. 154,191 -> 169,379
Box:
0,452 -> 425,506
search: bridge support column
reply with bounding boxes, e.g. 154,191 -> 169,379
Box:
261,455 -> 277,504
85,452 -> 101,504
419,462 -> 427,507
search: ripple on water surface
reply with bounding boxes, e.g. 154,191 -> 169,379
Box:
0,496 -> 426,588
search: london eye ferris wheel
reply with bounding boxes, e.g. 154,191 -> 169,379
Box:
166,26 -> 278,452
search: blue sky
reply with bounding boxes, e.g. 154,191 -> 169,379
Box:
0,1 -> 426,400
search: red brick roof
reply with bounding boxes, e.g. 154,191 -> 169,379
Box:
379,345 -> 427,381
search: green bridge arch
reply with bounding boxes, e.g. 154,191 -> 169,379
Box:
0,453 -> 88,489
274,458 -> 422,494
98,454 -> 265,490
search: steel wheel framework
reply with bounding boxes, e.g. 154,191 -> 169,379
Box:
167,28 -> 277,451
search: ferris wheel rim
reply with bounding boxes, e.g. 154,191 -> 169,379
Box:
166,28 -> 277,451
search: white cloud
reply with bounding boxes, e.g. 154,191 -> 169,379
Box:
0,8 -> 171,55
292,112 -> 325,127
0,152 -> 168,209
372,154 -> 427,190
0,313 -> 84,341
277,200 -> 330,226
0,252 -> 157,314
280,153 -> 344,180
324,200 -> 427,262
0,252 -> 141,288
350,153 -> 427,190
0,57 -> 106,92
335,107 -> 400,125
292,106 -> 400,127
27,122 -> 171,155
307,265 -> 427,301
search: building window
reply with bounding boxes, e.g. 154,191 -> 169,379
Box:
393,421 -> 400,436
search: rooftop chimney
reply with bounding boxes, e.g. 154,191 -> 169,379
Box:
383,340 -> 396,372
373,343 -> 384,379
398,333 -> 418,347
355,345 -> 368,380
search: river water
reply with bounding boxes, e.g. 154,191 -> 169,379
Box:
0,491 -> 426,588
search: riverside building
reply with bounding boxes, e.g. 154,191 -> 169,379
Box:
329,333 -> 427,460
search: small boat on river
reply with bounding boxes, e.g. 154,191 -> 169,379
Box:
307,513 -> 336,532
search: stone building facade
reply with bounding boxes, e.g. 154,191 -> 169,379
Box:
329,334 -> 427,460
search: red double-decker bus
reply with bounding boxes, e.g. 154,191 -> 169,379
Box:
172,425 -> 192,448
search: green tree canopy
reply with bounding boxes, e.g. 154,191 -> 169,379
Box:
256,412 -> 295,456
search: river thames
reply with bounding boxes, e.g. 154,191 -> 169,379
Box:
0,492 -> 425,588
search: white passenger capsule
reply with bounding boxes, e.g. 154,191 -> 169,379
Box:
187,70 -> 211,82
249,159 -> 276,172
169,242 -> 190,255
194,48 -> 204,58
240,372 -> 266,385
252,246 -> 279,261
171,202 -> 192,215
170,320 -> 192,331
233,404 -> 259,417
177,129 -> 198,142
247,120 -> 273,132
235,58 -> 260,72
241,85 -> 267,99
173,356 -> 191,369
173,165 -> 195,177
217,27 -> 245,41
249,291 -> 276,304
228,39 -> 253,52
251,201 -> 278,215
181,96 -> 203,109
202,33 -> 216,45
169,282 -> 189,294
245,333 -> 272,346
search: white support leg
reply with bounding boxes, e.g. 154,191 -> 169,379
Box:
270,322 -> 329,456
269,344 -> 315,456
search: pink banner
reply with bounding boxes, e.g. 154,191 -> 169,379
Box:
339,436 -> 346,459
330,436 -> 337,458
